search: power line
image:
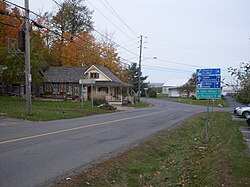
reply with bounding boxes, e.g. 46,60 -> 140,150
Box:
85,0 -> 135,41
50,0 -> 138,57
119,38 -> 138,45
3,0 -> 25,10
91,28 -> 138,56
97,0 -> 138,37
146,36 -> 247,60
142,64 -> 194,73
142,56 -> 229,73
3,0 -> 138,69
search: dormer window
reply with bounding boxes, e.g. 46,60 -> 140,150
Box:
90,72 -> 99,79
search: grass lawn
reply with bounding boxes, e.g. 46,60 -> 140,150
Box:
54,112 -> 250,187
128,101 -> 152,108
0,96 -> 115,121
171,97 -> 229,107
156,94 -> 169,99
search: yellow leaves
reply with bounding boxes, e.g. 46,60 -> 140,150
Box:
0,1 -> 21,46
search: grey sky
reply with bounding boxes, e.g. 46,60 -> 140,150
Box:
13,0 -> 250,85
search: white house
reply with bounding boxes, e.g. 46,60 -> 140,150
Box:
43,64 -> 132,103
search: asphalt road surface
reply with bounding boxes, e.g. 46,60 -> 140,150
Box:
0,98 -> 231,187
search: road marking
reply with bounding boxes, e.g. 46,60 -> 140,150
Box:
0,110 -> 168,145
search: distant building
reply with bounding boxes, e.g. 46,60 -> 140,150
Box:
162,83 -> 176,94
148,83 -> 164,88
222,87 -> 235,96
162,79 -> 187,94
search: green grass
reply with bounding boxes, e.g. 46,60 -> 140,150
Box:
128,101 -> 152,108
0,96 -> 114,121
171,97 -> 229,107
142,94 -> 169,100
55,112 -> 250,187
156,93 -> 169,99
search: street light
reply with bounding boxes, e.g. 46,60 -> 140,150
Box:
138,56 -> 157,102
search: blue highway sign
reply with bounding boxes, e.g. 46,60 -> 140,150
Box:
196,75 -> 221,83
196,68 -> 221,99
196,68 -> 220,75
197,82 -> 221,89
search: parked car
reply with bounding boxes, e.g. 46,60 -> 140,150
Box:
234,106 -> 241,114
236,106 -> 250,118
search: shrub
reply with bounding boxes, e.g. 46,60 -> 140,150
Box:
149,90 -> 157,98
93,91 -> 106,106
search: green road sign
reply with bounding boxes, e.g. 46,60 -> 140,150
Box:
196,88 -> 221,99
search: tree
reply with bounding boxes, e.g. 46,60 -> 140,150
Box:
128,63 -> 148,94
228,62 -> 250,104
0,2 -> 25,86
180,73 -> 196,97
52,0 -> 93,38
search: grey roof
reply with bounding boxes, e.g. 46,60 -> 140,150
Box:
93,65 -> 122,83
44,65 -> 131,87
44,66 -> 88,83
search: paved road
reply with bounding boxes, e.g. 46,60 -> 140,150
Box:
0,99 -> 231,187
224,96 -> 246,108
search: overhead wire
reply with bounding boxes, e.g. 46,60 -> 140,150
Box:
85,0 -> 136,41
146,36 -> 248,61
3,0 -> 232,77
97,0 -> 138,38
50,0 -> 139,57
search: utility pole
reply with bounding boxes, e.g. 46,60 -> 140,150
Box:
138,35 -> 143,102
25,0 -> 32,115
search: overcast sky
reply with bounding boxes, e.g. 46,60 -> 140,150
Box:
13,0 -> 250,85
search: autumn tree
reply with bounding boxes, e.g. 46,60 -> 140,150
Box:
228,62 -> 250,104
0,2 -> 25,86
52,0 -> 93,37
180,73 -> 196,97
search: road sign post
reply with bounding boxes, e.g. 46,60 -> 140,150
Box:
79,79 -> 96,109
196,68 -> 221,141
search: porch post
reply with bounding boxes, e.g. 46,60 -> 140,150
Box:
108,87 -> 111,101
121,87 -> 123,103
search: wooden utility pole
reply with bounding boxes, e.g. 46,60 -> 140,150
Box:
138,35 -> 143,102
25,0 -> 32,115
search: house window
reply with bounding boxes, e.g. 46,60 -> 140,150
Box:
98,87 -> 108,93
90,72 -> 99,79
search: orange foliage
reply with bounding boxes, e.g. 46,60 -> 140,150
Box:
0,1 -> 22,47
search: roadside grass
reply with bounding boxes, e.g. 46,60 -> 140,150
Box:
142,94 -> 168,100
170,97 -> 229,107
55,112 -> 250,187
0,96 -> 114,121
156,94 -> 169,99
128,101 -> 152,108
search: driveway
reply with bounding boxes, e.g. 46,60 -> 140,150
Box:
0,98 -> 231,187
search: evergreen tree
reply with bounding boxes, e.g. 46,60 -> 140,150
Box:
129,63 -> 148,94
